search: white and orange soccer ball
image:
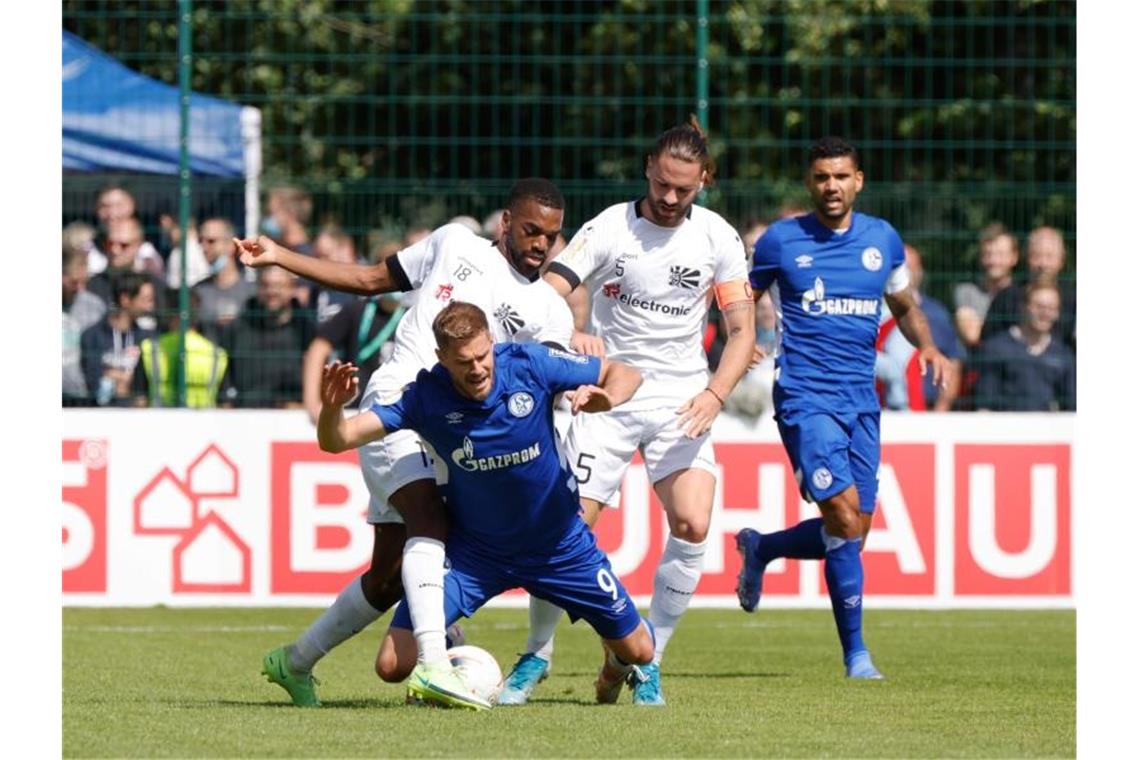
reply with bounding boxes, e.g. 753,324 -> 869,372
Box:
446,645 -> 503,705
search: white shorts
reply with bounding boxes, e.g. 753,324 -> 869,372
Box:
358,429 -> 448,525
562,405 -> 718,507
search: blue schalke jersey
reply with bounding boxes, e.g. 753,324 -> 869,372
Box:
749,212 -> 907,414
371,343 -> 601,556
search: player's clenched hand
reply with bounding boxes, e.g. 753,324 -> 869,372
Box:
570,331 -> 606,357
232,235 -> 280,268
321,361 -> 359,407
568,384 -> 613,415
917,346 -> 951,389
676,389 -> 722,439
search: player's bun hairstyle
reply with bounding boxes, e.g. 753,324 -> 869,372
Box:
650,114 -> 717,185
432,301 -> 491,350
808,136 -> 860,170
508,178 -> 565,211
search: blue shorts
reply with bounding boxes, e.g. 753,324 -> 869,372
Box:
775,408 -> 881,514
390,522 -> 642,641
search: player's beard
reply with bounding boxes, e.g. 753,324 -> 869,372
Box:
650,197 -> 689,226
504,235 -> 542,281
814,191 -> 850,219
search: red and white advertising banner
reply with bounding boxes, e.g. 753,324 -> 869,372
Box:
63,410 -> 1073,608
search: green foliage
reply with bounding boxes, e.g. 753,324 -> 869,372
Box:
63,0 -> 1075,287
63,607 -> 1075,757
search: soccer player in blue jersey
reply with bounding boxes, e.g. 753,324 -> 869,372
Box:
735,137 -> 950,679
316,301 -> 655,709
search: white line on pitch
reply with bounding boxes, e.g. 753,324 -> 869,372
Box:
63,625 -> 295,633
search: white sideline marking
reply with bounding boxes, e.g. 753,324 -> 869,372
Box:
63,625 -> 293,633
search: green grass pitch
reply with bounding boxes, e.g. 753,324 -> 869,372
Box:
63,607 -> 1073,757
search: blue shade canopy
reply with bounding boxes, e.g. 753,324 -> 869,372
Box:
63,29 -> 246,177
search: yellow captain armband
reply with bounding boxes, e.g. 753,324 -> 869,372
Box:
714,279 -> 752,309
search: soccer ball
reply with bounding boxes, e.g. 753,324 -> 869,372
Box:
447,645 -> 503,705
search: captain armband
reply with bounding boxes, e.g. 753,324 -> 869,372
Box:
714,279 -> 753,309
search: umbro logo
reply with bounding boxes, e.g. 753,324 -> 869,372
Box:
843,595 -> 862,609
795,254 -> 813,268
669,266 -> 700,290
445,411 -> 464,424
493,303 -> 525,335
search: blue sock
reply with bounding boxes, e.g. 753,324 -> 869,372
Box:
758,517 -> 827,564
823,536 -> 867,661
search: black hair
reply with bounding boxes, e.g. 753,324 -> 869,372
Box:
808,136 -> 860,170
112,273 -> 148,305
508,178 -> 565,211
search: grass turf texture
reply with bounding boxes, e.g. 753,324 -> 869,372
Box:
63,607 -> 1073,758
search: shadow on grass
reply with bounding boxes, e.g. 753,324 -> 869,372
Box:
202,698 -> 407,710
550,670 -> 789,680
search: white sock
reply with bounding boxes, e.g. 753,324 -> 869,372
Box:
525,595 -> 562,661
402,537 -> 449,665
288,576 -> 382,673
647,535 -> 707,664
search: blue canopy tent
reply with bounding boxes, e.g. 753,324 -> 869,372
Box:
62,29 -> 262,235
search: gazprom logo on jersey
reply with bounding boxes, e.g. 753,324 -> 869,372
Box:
451,435 -> 541,473
801,277 -> 879,316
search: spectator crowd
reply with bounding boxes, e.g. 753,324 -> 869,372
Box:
62,185 -> 1075,414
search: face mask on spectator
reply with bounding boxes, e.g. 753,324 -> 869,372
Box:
261,217 -> 283,238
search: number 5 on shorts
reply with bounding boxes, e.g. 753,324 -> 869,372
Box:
596,568 -> 618,600
575,452 -> 596,484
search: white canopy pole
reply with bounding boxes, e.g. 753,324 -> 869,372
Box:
240,106 -> 262,239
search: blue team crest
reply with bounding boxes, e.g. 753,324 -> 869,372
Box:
861,247 -> 883,271
812,467 -> 833,491
508,392 -> 535,417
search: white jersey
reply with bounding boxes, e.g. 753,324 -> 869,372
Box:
551,201 -> 749,403
364,224 -> 573,401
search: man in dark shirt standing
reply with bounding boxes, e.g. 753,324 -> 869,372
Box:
980,226 -> 1076,350
973,281 -> 1075,411
221,266 -> 314,408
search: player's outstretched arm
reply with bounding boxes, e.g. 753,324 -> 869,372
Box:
317,361 -> 387,452
885,287 -> 951,389
233,236 -> 397,295
568,358 -> 641,414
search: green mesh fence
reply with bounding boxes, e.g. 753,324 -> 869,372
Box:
63,0 -> 1076,410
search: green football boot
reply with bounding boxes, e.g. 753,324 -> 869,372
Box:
261,646 -> 321,707
405,662 -> 492,711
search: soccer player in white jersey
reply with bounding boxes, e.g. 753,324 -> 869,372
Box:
234,179 -> 574,708
498,119 -> 757,706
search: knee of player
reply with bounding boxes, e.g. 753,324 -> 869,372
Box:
359,569 -> 403,611
670,518 -> 710,543
820,496 -> 862,540
630,628 -> 656,664
375,646 -> 410,683
827,509 -> 863,540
